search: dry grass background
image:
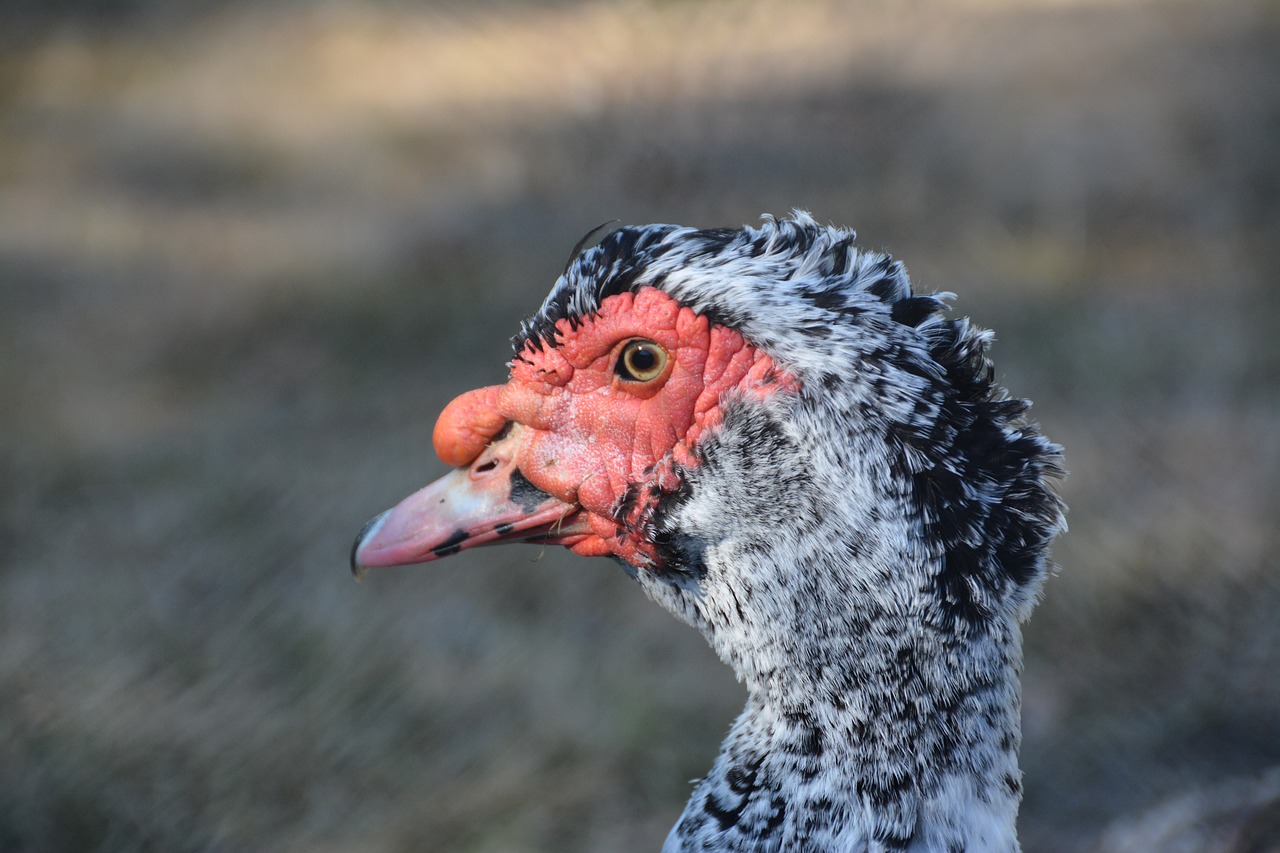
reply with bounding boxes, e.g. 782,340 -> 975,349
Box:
1,0 -> 1278,850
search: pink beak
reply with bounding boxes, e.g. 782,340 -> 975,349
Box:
351,424 -> 590,576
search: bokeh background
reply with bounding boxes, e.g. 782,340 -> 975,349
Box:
2,0 -> 1278,850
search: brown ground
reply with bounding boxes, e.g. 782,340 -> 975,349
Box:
2,0 -> 1278,850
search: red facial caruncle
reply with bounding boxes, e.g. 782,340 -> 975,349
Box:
352,286 -> 795,574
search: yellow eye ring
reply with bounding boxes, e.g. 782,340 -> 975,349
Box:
616,339 -> 669,383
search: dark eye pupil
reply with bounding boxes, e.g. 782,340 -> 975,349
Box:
629,347 -> 656,372
618,340 -> 665,381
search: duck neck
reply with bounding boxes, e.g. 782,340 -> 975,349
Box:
639,393 -> 1056,850
658,541 -> 1025,852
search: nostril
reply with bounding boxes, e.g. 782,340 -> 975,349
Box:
474,458 -> 499,474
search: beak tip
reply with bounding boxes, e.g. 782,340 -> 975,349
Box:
350,510 -> 390,579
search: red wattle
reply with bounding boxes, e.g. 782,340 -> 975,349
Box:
432,385 -> 508,467
411,286 -> 798,570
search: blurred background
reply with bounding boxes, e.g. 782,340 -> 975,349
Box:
2,0 -> 1278,850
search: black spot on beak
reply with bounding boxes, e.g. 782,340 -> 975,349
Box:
509,469 -> 554,512
432,528 -> 470,558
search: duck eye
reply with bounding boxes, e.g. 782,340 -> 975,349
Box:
616,339 -> 668,383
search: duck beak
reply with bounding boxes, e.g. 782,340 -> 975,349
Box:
351,424 -> 589,577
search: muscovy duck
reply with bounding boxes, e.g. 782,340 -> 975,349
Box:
353,212 -> 1065,852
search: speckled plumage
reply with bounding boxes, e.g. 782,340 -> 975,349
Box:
523,213 -> 1066,852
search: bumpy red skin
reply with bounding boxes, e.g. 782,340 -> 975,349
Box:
433,287 -> 794,568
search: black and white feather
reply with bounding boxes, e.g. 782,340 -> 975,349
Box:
523,212 -> 1066,852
